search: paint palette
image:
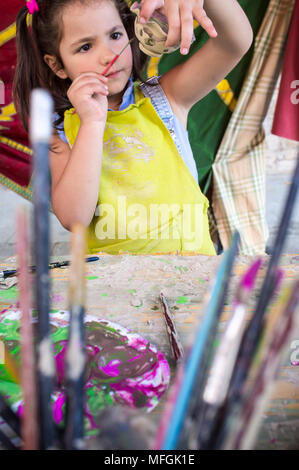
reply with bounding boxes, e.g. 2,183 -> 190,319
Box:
0,309 -> 170,437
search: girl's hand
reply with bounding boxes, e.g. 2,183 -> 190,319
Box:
67,72 -> 109,124
139,0 -> 218,55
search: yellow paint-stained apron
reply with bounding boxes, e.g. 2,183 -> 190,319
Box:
64,83 -> 216,255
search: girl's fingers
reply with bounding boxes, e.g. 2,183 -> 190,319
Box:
179,4 -> 194,55
68,82 -> 109,101
69,78 -> 108,94
193,6 -> 218,38
71,72 -> 108,87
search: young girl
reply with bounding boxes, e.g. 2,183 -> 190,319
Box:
13,0 -> 253,256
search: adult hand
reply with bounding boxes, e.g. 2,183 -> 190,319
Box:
139,0 -> 217,55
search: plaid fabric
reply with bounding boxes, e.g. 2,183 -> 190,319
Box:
212,0 -> 296,254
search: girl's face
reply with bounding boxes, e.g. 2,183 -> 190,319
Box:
45,0 -> 133,107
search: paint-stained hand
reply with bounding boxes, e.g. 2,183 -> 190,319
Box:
139,0 -> 218,55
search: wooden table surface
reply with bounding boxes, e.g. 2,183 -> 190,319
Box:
0,252 -> 298,450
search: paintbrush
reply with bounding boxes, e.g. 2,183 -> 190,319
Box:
30,88 -> 56,450
102,38 -> 134,76
159,292 -> 184,362
230,281 -> 299,450
212,154 -> 299,449
212,268 -> 286,449
17,207 -> 39,450
0,428 -> 18,450
0,256 -> 99,280
181,231 -> 241,448
158,231 -> 240,450
193,259 -> 262,449
72,38 -> 134,115
0,394 -> 21,437
64,224 -> 87,450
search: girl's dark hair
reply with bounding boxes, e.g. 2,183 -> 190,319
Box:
13,0 -> 150,134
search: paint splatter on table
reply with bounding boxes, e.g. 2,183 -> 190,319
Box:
0,253 -> 298,449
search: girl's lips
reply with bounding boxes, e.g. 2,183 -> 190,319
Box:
106,70 -> 120,78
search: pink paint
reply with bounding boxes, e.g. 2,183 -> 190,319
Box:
53,393 -> 66,424
54,341 -> 67,386
291,361 -> 299,366
128,355 -> 142,362
0,307 -> 9,315
242,258 -> 262,291
17,402 -> 24,418
100,359 -> 122,377
86,344 -> 101,357
129,336 -> 147,351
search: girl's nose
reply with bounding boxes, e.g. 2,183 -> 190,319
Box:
100,46 -> 115,66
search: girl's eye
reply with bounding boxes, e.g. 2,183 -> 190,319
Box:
111,31 -> 123,40
78,43 -> 91,52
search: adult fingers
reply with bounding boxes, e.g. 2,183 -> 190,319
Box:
164,2 -> 181,48
179,3 -> 194,55
193,6 -> 217,38
139,0 -> 164,24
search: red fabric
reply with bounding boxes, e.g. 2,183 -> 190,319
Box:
0,0 -> 32,187
271,0 -> 299,142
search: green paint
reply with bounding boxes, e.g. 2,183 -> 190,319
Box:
0,319 -> 21,341
128,289 -> 136,294
156,258 -> 172,265
0,286 -> 19,300
101,293 -> 108,297
198,278 -> 207,284
0,380 -> 22,405
50,309 -> 60,313
175,266 -> 189,272
0,366 -> 17,383
176,296 -> 189,304
51,327 -> 68,343
86,276 -> 99,280
85,387 -> 114,414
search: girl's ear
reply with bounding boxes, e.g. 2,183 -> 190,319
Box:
44,54 -> 68,79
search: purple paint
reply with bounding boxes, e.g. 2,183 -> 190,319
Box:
291,361 -> 299,366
